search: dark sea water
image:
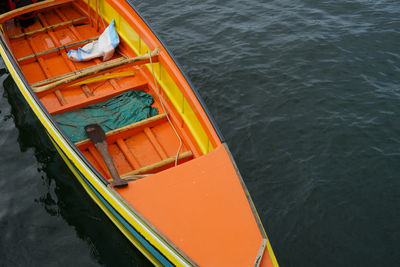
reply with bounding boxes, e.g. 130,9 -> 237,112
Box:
1,0 -> 400,266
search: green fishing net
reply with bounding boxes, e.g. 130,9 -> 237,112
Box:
53,90 -> 158,143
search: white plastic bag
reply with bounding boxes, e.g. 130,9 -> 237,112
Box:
67,19 -> 120,62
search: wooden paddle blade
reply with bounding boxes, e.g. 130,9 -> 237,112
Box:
84,124 -> 128,187
85,124 -> 106,144
111,178 -> 128,187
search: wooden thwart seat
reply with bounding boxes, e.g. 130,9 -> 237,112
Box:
31,57 -> 126,88
31,48 -> 160,94
9,16 -> 88,40
119,151 -> 193,181
74,113 -> 168,148
74,113 -> 192,181
68,71 -> 136,87
17,36 -> 99,62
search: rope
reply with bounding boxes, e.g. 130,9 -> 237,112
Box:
96,0 -> 106,31
148,50 -> 183,166
87,0 -> 92,27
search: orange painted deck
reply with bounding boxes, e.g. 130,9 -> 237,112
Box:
118,144 -> 266,266
0,0 -> 277,266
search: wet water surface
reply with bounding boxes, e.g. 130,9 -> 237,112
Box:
1,0 -> 400,266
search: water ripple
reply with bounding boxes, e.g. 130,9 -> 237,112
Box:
0,0 -> 399,266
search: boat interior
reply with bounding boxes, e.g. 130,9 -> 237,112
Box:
2,0 -> 206,184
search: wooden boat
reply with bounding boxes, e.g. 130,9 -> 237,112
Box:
0,1 -> 278,266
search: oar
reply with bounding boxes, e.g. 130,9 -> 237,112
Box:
32,48 -> 160,93
85,124 -> 128,188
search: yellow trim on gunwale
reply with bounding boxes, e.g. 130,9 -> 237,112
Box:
85,0 -> 213,154
0,44 -> 191,267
